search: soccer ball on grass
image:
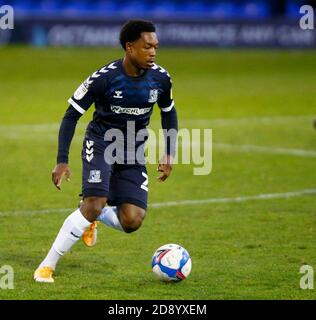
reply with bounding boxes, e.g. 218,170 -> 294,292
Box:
151,243 -> 192,282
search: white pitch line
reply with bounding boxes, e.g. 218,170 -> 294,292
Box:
0,115 -> 314,133
179,115 -> 316,126
0,131 -> 314,158
0,207 -> 74,217
213,143 -> 316,157
149,188 -> 316,208
0,188 -> 315,217
173,141 -> 316,158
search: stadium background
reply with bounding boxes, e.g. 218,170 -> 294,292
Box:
0,0 -> 316,300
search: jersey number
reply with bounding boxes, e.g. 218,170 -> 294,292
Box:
141,172 -> 148,192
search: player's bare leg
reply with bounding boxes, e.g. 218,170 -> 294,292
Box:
80,197 -> 107,247
82,203 -> 146,246
34,197 -> 107,282
118,203 -> 146,233
80,197 -> 107,222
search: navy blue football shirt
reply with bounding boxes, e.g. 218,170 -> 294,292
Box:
57,59 -> 177,164
68,59 -> 175,135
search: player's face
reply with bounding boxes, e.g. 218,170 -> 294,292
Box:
128,32 -> 158,69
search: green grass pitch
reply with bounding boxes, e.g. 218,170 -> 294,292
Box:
0,47 -> 316,299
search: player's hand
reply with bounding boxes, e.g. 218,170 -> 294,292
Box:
52,163 -> 71,190
157,154 -> 174,182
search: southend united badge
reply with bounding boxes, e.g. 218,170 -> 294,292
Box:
148,89 -> 158,103
88,170 -> 102,183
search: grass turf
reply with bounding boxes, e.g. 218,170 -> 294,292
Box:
0,47 -> 316,299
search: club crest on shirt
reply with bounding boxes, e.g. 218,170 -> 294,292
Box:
148,89 -> 158,103
88,170 -> 102,183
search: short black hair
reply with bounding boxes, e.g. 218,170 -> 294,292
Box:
119,20 -> 156,50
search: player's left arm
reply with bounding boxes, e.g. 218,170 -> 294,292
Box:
157,74 -> 178,182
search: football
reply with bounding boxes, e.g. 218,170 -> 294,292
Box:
151,243 -> 192,282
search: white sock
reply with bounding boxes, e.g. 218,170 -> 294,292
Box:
97,206 -> 123,231
39,208 -> 91,270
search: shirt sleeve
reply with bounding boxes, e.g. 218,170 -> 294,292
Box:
67,71 -> 105,115
158,74 -> 178,157
161,107 -> 178,157
157,74 -> 175,113
57,71 -> 105,163
57,106 -> 82,164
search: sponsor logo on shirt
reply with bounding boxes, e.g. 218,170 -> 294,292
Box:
113,91 -> 123,98
110,105 -> 152,115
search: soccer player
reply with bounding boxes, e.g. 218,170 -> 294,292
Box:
34,20 -> 178,283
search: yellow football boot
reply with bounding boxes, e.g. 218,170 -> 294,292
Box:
33,266 -> 54,283
82,221 -> 98,247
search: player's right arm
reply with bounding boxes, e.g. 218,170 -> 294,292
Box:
157,72 -> 178,182
52,105 -> 82,190
52,72 -> 103,190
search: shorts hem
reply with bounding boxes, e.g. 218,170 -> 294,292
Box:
108,197 -> 147,210
82,188 -> 109,199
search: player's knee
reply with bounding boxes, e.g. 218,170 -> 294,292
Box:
123,216 -> 144,233
119,206 -> 146,233
81,197 -> 107,222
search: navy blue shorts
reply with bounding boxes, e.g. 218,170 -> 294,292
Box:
81,132 -> 148,210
